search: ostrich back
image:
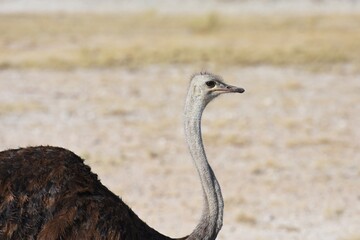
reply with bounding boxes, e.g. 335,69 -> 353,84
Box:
0,146 -> 179,240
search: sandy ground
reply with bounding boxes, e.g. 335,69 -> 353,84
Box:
0,66 -> 359,240
1,0 -> 360,14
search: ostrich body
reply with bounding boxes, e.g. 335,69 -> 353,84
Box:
0,72 -> 244,240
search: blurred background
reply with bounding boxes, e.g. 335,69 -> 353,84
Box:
0,1 -> 359,239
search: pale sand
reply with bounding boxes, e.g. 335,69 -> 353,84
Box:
1,0 -> 360,14
0,66 -> 359,240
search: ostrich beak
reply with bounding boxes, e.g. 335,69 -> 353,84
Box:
212,83 -> 245,94
225,84 -> 245,93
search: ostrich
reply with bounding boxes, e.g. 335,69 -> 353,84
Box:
0,72 -> 245,240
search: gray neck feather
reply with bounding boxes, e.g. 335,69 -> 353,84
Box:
184,91 -> 224,240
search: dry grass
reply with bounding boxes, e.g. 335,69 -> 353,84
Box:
340,235 -> 360,240
0,102 -> 46,115
1,12 -> 360,70
236,212 -> 257,225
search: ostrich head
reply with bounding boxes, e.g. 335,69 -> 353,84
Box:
187,72 -> 245,110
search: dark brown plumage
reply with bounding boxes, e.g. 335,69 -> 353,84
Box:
0,146 -> 184,240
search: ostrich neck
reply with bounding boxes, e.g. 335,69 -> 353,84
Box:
184,95 -> 224,240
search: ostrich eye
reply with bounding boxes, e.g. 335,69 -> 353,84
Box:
205,81 -> 216,88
